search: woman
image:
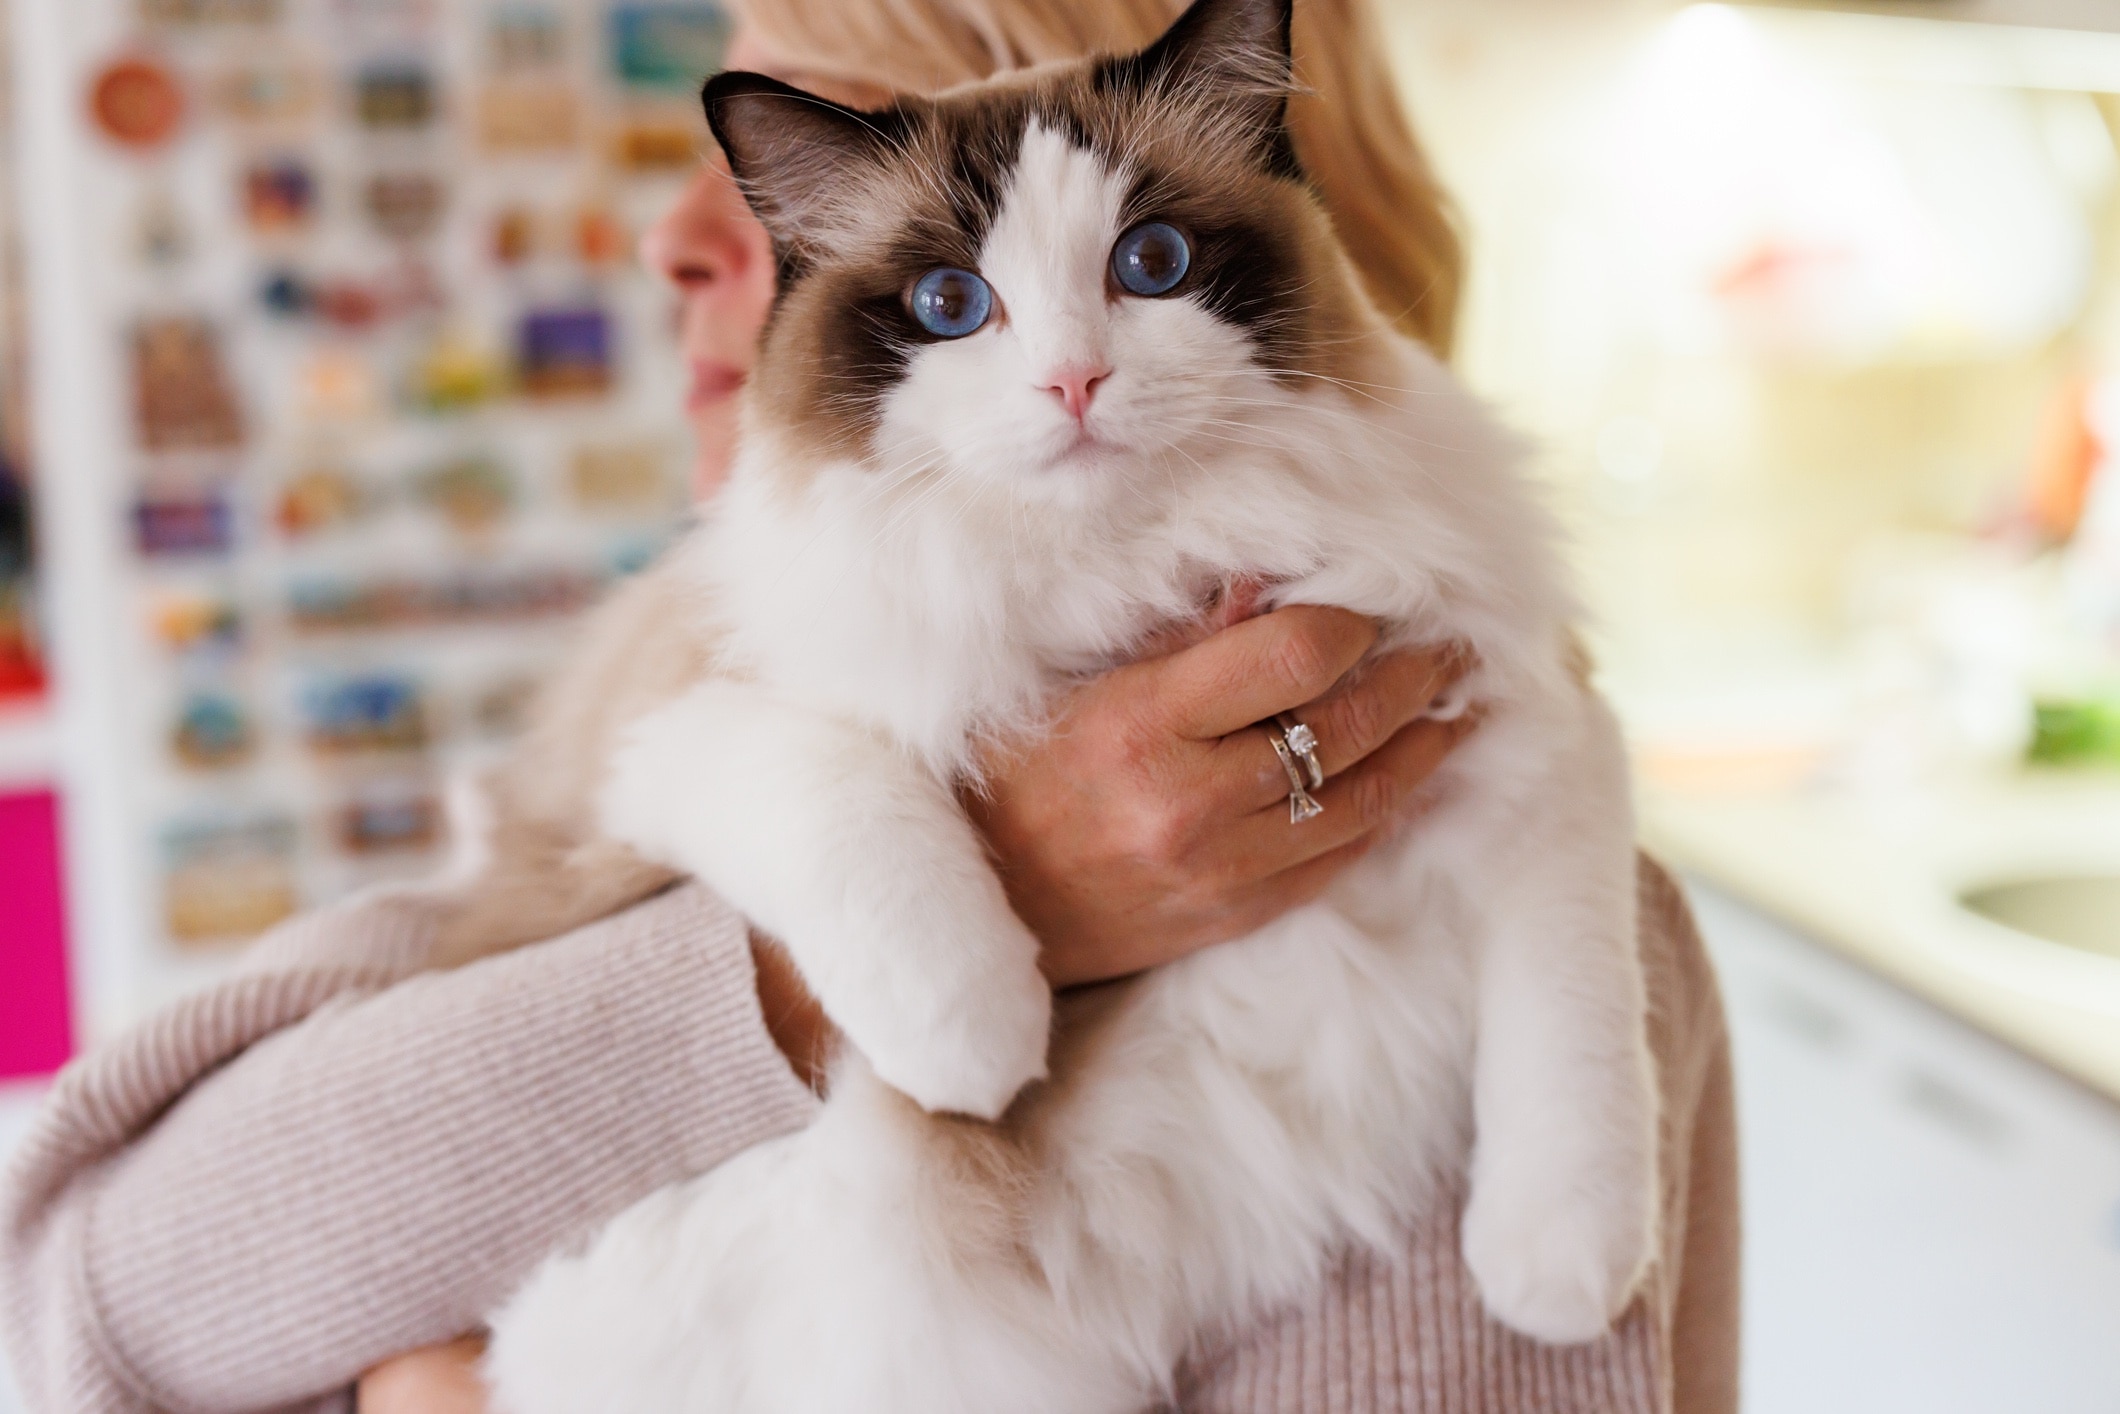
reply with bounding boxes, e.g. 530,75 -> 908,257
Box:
0,0 -> 1739,1409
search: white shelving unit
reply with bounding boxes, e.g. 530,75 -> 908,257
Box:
10,0 -> 158,1047
0,1082 -> 45,1414
0,703 -> 52,792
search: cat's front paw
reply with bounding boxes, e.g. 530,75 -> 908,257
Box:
1460,1159 -> 1656,1345
844,947 -> 1052,1120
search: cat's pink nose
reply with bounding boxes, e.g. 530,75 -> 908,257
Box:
1039,364 -> 1112,422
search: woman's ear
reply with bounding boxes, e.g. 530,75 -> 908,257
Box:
702,72 -> 910,254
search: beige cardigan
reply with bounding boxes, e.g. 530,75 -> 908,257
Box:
1,858 -> 1737,1414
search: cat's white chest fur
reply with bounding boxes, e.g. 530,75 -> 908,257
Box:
481,6 -> 1657,1406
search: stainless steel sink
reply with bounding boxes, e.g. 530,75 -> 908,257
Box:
1960,877 -> 2120,961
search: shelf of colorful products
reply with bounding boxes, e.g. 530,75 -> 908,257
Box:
42,0 -> 729,975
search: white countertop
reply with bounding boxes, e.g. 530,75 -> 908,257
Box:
1643,769 -> 2120,1103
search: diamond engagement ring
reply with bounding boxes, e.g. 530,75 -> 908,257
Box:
1269,722 -> 1325,823
1275,712 -> 1325,789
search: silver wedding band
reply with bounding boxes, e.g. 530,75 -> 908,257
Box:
1268,715 -> 1325,824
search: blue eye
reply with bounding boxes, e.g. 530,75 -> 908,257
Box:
909,268 -> 993,338
1111,221 -> 1191,297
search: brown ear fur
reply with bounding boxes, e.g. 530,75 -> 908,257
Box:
428,561 -> 723,967
1104,0 -> 1298,178
704,70 -> 915,262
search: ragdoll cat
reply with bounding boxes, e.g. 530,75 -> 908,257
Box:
466,0 -> 1657,1406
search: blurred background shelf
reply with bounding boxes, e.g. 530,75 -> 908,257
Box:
0,1082 -> 32,1414
0,702 -> 51,790
9,0 -> 705,1036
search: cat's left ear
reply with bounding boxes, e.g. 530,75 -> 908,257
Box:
704,71 -> 911,253
1107,0 -> 1298,178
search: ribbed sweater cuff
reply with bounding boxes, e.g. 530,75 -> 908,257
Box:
80,883 -> 820,1412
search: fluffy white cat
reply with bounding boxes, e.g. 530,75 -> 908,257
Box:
475,0 -> 1657,1406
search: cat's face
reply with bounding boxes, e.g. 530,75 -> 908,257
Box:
705,0 -> 1379,511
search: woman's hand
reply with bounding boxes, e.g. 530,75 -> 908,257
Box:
357,1336 -> 490,1414
969,605 -> 1474,989
749,604 -> 1474,1084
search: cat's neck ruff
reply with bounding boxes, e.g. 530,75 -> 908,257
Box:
683,335 -> 1564,774
684,390 -> 1329,766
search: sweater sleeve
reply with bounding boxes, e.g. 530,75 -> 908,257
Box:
0,883 -> 820,1414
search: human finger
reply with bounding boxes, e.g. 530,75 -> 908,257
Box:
1205,645 -> 1470,817
1130,577 -> 1272,661
1211,711 -> 1478,878
357,1337 -> 491,1414
1150,605 -> 1379,741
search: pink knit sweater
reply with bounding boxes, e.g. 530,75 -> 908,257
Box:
1,858 -> 1736,1414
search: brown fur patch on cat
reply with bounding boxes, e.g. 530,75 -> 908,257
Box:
430,561 -> 723,966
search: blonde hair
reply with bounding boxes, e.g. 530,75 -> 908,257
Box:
733,0 -> 1463,355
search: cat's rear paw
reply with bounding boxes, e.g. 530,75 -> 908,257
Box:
1460,1169 -> 1655,1345
849,954 -> 1052,1120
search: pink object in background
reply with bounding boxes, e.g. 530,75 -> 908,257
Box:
0,789 -> 73,1080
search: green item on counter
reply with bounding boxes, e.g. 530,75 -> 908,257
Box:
2029,696 -> 2120,767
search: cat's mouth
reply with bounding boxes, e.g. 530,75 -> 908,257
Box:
1045,424 -> 1120,470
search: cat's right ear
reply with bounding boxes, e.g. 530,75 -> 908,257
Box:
1103,0 -> 1299,180
703,72 -> 908,250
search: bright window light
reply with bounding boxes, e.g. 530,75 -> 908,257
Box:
1711,2 -> 2120,93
